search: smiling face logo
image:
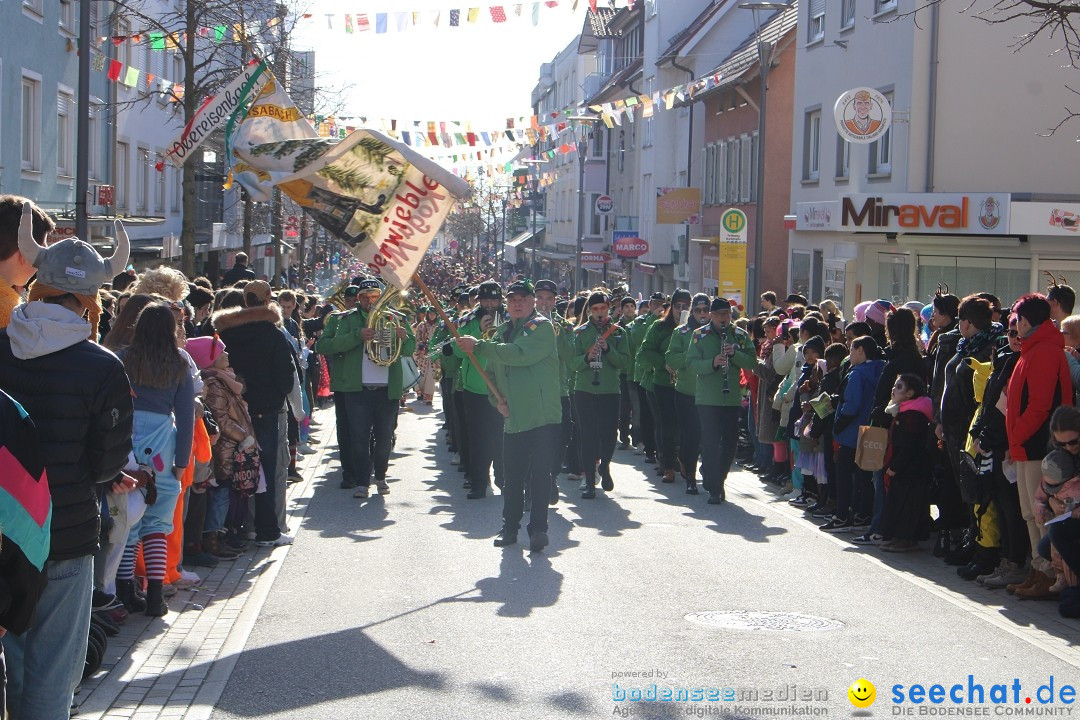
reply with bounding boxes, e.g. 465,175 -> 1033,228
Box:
848,679 -> 876,708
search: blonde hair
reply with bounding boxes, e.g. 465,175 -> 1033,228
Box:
1061,315 -> 1080,342
131,266 -> 190,302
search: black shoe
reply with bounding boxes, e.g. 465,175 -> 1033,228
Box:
644,454 -> 657,464
493,531 -> 517,547
707,492 -> 722,505
529,532 -> 549,552
550,477 -> 560,505
581,483 -> 596,499
958,559 -> 997,581
116,579 -> 146,613
92,589 -> 117,611
819,517 -> 854,533
467,489 -> 487,499
686,481 -> 699,495
600,471 -> 614,492
945,539 -> 976,566
185,551 -> 219,569
144,580 -> 168,618
339,479 -> 357,489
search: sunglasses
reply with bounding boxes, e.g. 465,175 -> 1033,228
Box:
1055,437 -> 1080,449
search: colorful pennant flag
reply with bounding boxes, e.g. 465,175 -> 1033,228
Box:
490,5 -> 507,22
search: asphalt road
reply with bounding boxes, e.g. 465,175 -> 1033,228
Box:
212,397 -> 1080,720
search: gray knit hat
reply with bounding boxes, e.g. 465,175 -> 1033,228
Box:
18,202 -> 129,296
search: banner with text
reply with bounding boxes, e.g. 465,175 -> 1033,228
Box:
656,187 -> 701,225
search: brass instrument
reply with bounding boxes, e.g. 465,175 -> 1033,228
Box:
479,307 -> 505,340
326,281 -> 349,311
365,286 -> 412,366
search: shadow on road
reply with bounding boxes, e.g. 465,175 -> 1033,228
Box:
451,549 -> 565,618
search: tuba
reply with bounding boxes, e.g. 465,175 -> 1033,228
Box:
365,286 -> 411,366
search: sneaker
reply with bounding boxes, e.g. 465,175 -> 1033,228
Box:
819,517 -> 853,533
983,561 -> 1028,589
297,443 -> 317,455
811,505 -> 834,519
633,444 -> 645,455
787,495 -> 810,507
185,551 -> 220,569
977,560 -> 1008,585
287,470 -> 303,484
851,533 -> 884,545
172,570 -> 201,588
353,486 -> 370,499
376,478 -> 390,495
92,590 -> 118,611
255,533 -> 294,548
850,515 -> 871,530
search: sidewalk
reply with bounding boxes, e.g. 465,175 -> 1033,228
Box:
75,409 -> 337,720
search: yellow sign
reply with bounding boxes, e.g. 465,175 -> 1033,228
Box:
716,238 -> 746,305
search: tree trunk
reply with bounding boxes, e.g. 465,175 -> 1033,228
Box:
179,0 -> 199,277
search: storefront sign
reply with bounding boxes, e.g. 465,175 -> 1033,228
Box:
1010,202 -> 1080,236
837,194 -> 1009,234
595,195 -> 614,215
580,252 -> 611,266
612,231 -> 648,258
796,202 -> 840,231
656,187 -> 701,225
834,87 -> 891,145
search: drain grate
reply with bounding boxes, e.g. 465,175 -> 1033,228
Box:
685,610 -> 844,632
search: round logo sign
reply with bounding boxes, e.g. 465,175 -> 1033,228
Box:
721,209 -> 746,234
595,195 -> 614,215
612,235 -> 649,258
834,87 -> 892,145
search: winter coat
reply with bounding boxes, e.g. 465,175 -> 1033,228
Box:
221,263 -> 256,287
201,368 -> 256,483
941,332 -> 1002,440
753,342 -> 782,443
834,358 -> 886,448
970,349 -> 1018,454
213,304 -> 296,418
870,346 -> 925,427
0,302 -> 133,561
929,323 -> 960,423
884,396 -> 934,479
1007,320 -> 1074,462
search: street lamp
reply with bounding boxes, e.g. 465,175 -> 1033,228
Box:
569,115 -> 598,296
739,1 -> 792,305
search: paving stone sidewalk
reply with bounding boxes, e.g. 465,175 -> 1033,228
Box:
74,410 -> 336,720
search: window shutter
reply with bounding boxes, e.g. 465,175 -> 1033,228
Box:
718,142 -> 727,203
741,136 -> 752,203
702,146 -> 712,205
809,0 -> 825,16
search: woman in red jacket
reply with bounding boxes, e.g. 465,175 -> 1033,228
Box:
1006,293 -> 1073,597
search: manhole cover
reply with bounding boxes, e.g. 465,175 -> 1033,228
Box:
685,610 -> 844,632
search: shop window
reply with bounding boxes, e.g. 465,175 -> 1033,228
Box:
791,250 -> 811,299
916,256 -> 1028,306
877,252 -> 910,307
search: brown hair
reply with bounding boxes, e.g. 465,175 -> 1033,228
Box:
0,195 -> 54,262
122,303 -> 188,389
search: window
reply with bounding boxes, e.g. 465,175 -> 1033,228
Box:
740,135 -> 752,203
791,250 -> 811,299
643,76 -> 654,147
835,132 -> 850,179
808,0 -> 825,43
589,193 -> 603,236
172,166 -> 182,214
875,0 -> 898,13
841,0 -> 856,29
137,147 -> 150,212
22,0 -> 43,18
803,110 -> 821,181
590,127 -> 604,158
57,90 -> 74,177
59,0 -> 75,32
117,19 -> 132,70
21,74 -> 41,172
155,154 -> 165,212
88,102 -> 101,180
116,141 -> 129,210
868,93 -> 893,176
645,0 -> 658,18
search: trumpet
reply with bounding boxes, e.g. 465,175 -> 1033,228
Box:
478,307 -> 505,340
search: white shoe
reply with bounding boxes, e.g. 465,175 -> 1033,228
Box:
255,533 -> 294,547
173,570 -> 201,588
298,443 -> 317,455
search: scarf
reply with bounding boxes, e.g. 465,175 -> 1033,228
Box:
27,282 -> 102,342
956,322 -> 1004,359
202,366 -> 245,395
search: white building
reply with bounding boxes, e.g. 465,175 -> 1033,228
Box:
788,0 -> 1080,309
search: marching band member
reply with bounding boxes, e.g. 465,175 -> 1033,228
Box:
628,294 -> 663,463
535,279 -> 573,505
687,297 -> 757,504
570,291 -> 628,498
453,280 -> 505,498
639,289 -> 692,484
665,292 -> 712,495
456,280 -> 561,552
617,296 -> 638,449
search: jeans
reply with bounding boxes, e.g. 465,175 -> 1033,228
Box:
697,405 -> 742,496
574,391 -> 620,480
464,390 -> 504,491
652,386 -> 679,471
3,555 -> 94,720
502,423 -> 560,537
834,445 -> 871,522
340,388 -> 399,487
203,484 -> 230,534
252,406 -> 284,542
675,390 -> 701,481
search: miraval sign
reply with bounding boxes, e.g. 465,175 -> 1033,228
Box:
796,194 -> 1010,235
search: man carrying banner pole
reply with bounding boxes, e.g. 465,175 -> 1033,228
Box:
456,279 -> 561,552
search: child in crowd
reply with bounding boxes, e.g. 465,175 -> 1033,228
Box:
878,373 -> 934,552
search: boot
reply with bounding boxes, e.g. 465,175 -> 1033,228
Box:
144,580 -> 168,617
957,545 -> 998,580
944,530 -> 976,566
766,461 -> 788,486
204,532 -> 239,560
662,469 -> 675,484
116,579 -> 146,613
686,479 -> 699,495
1015,571 -> 1058,600
581,476 -> 596,499
1007,567 -> 1040,594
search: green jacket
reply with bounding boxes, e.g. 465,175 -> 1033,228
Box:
451,311 -> 491,395
686,322 -> 756,407
432,318 -> 461,380
617,315 -> 635,378
639,319 -> 677,392
550,313 -> 575,397
666,323 -> 698,397
569,320 -> 628,394
474,312 -> 562,434
629,314 -> 657,384
315,306 -> 417,399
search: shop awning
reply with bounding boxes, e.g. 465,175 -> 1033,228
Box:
536,249 -> 575,261
505,230 -> 544,265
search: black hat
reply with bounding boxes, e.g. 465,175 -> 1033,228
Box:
649,291 -> 665,302
671,288 -> 692,306
187,284 -> 214,308
620,295 -> 636,307
711,297 -> 733,312
478,280 -> 502,300
343,285 -> 361,298
691,293 -> 711,310
469,286 -> 480,297
534,279 -> 558,295
556,299 -> 569,315
457,292 -> 471,305
350,276 -> 368,287
506,279 -> 535,297
785,293 -> 808,305
587,291 -> 609,308
803,335 -> 826,356
356,278 -> 382,293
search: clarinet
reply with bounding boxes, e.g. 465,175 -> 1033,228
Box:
590,320 -> 618,386
721,322 -> 735,394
